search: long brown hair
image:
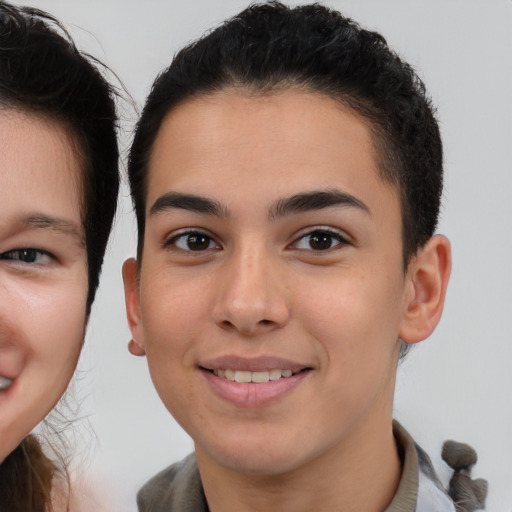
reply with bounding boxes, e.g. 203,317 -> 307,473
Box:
0,435 -> 60,512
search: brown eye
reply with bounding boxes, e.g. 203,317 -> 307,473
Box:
186,233 -> 211,251
0,248 -> 52,264
309,232 -> 334,250
170,231 -> 219,252
293,230 -> 349,251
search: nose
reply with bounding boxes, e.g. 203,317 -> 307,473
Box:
212,245 -> 291,336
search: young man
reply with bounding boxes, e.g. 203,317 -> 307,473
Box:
123,3 -> 479,511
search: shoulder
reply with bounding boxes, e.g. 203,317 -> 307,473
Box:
137,453 -> 207,512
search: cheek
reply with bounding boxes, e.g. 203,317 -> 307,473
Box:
139,269 -> 215,417
140,264 -> 212,345
24,283 -> 87,382
0,275 -> 88,460
140,272 -> 206,371
298,269 -> 404,380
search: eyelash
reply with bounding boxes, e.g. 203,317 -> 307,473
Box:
164,230 -> 220,252
0,248 -> 55,265
164,227 -> 351,253
291,228 -> 351,252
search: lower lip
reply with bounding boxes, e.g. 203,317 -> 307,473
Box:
201,369 -> 310,407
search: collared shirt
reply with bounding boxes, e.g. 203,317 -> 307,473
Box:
388,422 -> 455,512
137,421 -> 455,512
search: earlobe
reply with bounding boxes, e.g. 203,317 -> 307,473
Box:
399,235 -> 452,344
128,339 -> 146,357
122,258 -> 146,357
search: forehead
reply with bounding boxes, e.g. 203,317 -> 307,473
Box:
0,108 -> 84,233
146,90 -> 398,216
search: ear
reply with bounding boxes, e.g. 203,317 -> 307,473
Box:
122,258 -> 146,357
399,235 -> 452,344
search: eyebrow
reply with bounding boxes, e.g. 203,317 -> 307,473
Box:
150,192 -> 229,218
149,190 -> 370,221
269,190 -> 371,220
22,215 -> 85,246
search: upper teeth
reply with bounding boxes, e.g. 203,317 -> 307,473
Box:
0,375 -> 13,391
213,369 -> 294,383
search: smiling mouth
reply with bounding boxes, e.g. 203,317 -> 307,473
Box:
210,368 -> 308,383
0,375 -> 13,391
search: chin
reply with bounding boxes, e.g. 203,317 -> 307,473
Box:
198,435 -> 313,477
221,455 -> 299,476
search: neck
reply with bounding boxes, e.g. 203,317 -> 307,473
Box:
197,416 -> 401,512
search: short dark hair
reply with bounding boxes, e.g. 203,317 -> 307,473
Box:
0,2 -> 120,310
128,1 -> 443,265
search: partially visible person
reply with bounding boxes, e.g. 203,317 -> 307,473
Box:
0,3 -> 119,510
123,2 -> 486,512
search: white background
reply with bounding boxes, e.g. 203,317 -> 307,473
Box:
9,1 -> 512,510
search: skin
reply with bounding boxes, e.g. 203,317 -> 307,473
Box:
124,90 -> 451,512
0,109 -> 88,464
